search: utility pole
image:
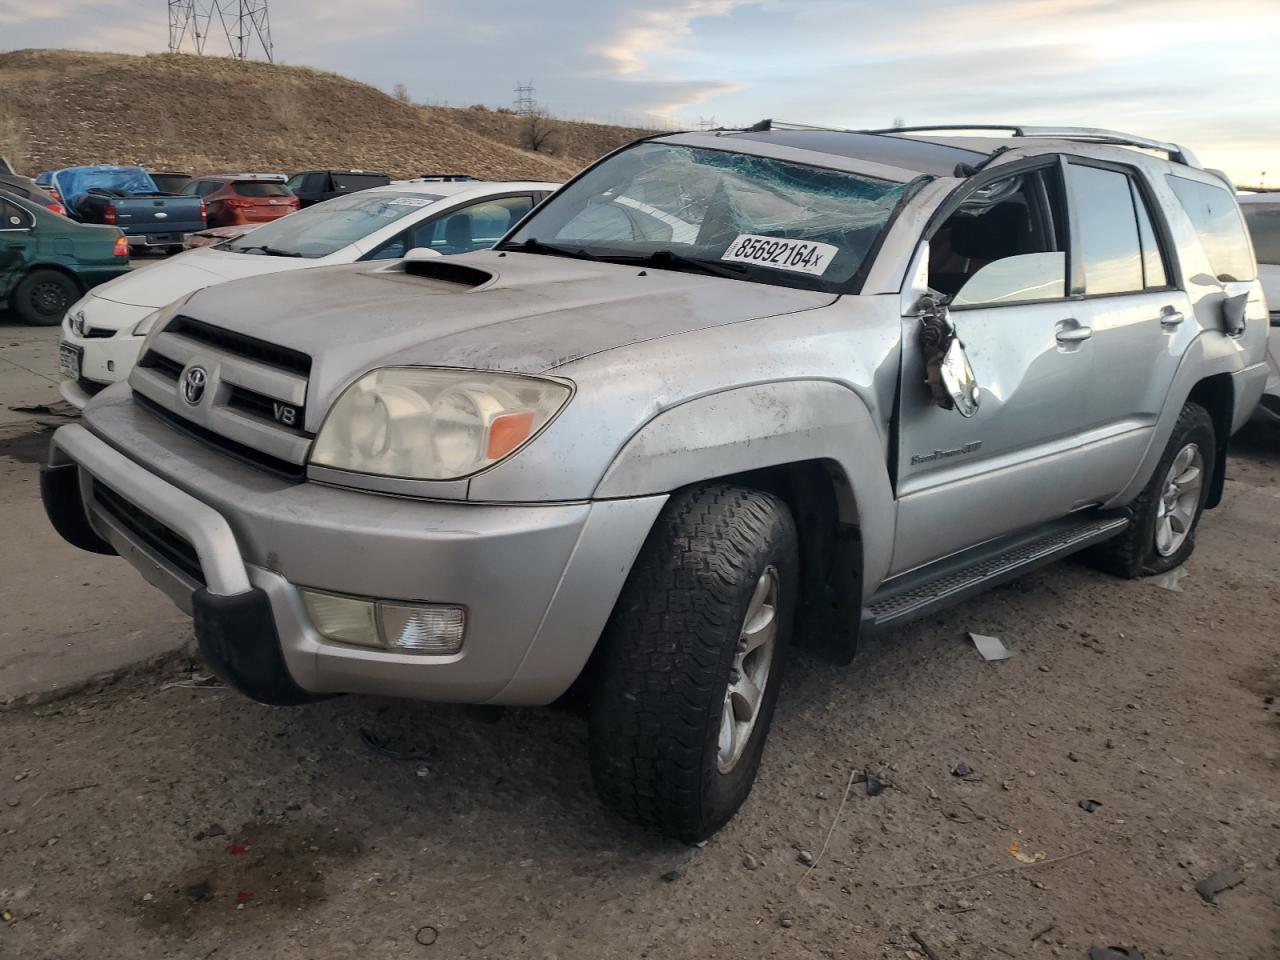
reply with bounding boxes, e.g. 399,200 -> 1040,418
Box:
514,81 -> 536,115
167,0 -> 274,62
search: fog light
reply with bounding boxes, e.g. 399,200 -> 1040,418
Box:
379,602 -> 466,654
300,590 -> 380,647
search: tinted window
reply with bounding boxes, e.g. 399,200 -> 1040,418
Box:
1166,175 -> 1255,282
1131,180 -> 1168,288
286,173 -> 305,191
931,168 -> 1067,307
331,173 -> 390,192
1067,164 -> 1143,295
234,181 -> 291,197
1241,203 -> 1280,266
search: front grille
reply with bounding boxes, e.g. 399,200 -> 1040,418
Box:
83,327 -> 115,339
135,393 -> 306,482
226,385 -> 306,433
165,315 -> 311,377
138,350 -> 183,381
92,479 -> 205,585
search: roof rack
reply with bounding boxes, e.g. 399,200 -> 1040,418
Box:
860,125 -> 1200,168
413,173 -> 477,182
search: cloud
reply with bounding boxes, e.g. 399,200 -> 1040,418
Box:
594,0 -> 758,76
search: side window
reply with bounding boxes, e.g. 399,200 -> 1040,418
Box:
180,180 -> 202,195
286,174 -> 306,192
303,173 -> 328,195
929,168 -> 1067,307
1066,163 -> 1144,295
1166,174 -> 1255,282
363,230 -> 409,261
0,199 -> 32,229
1131,180 -> 1168,288
418,196 -> 535,254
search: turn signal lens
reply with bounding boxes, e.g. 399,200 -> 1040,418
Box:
486,410 -> 535,460
301,590 -> 380,648
300,589 -> 466,655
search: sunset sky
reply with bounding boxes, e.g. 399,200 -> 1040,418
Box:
2,0 -> 1277,182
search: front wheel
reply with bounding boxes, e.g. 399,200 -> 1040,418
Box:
588,483 -> 798,842
13,269 -> 79,326
1092,402 -> 1215,577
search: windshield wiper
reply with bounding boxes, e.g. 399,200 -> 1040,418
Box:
233,244 -> 303,258
614,249 -> 750,281
497,237 -> 602,261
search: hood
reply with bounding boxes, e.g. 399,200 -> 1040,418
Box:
180,250 -> 837,411
93,246 -> 316,310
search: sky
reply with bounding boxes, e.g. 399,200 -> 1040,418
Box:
1,0 -> 1277,183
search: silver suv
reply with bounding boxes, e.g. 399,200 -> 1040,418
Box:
42,124 -> 1270,841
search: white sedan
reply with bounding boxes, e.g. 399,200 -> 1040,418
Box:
58,179 -> 559,408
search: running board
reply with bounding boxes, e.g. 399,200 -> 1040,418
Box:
862,515 -> 1129,634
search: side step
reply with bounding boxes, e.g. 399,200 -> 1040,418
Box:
862,515 -> 1129,635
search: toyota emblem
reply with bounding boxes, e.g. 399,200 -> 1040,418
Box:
182,366 -> 208,405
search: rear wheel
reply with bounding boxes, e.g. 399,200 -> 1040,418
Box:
1092,402 -> 1215,577
13,269 -> 79,326
588,483 -> 798,842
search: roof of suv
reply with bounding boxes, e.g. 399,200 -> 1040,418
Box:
719,129 -> 986,178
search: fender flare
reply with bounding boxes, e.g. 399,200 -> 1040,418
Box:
593,378 -> 896,599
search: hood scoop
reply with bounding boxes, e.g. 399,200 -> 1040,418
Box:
400,257 -> 493,288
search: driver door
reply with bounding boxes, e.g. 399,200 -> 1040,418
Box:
891,160 -> 1101,574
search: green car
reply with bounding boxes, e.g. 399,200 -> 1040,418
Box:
0,188 -> 130,325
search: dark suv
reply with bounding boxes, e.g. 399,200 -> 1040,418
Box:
285,169 -> 391,208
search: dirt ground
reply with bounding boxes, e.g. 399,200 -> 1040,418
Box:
1,386 -> 1278,958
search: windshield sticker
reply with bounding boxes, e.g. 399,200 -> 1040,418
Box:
386,197 -> 433,207
721,234 -> 838,276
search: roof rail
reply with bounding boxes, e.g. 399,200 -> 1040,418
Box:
860,124 -> 1200,168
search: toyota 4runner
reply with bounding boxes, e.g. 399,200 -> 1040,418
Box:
42,124 -> 1270,841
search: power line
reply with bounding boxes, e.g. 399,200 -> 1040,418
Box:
168,0 -> 274,62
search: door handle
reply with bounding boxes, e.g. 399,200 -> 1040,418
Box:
1055,325 -> 1093,343
1159,308 -> 1185,328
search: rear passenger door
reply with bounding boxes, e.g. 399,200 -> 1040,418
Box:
1062,160 -> 1194,498
0,198 -> 34,296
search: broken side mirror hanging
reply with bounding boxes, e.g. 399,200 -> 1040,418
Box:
917,294 -> 981,418
1221,291 -> 1248,336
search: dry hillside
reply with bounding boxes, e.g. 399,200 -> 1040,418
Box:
0,49 -> 655,181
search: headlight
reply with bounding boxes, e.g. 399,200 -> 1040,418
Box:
310,368 -> 572,480
132,308 -> 164,337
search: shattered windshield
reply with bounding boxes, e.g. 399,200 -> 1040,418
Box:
504,142 -> 908,291
224,190 -> 442,258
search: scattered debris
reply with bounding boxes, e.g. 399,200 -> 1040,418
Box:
10,403 -> 75,417
185,880 -> 213,903
1151,566 -> 1188,592
660,870 -> 681,882
1030,922 -> 1055,942
1195,868 -> 1245,904
1,909 -> 12,923
779,912 -> 794,928
951,762 -> 973,778
141,892 -> 154,903
415,925 -> 439,946
234,890 -> 253,905
910,931 -> 940,960
358,728 -> 432,761
1008,840 -> 1046,864
798,767 -> 859,887
865,769 -> 888,797
160,674 -> 225,690
742,853 -> 760,871
1088,948 -> 1144,960
1078,799 -> 1102,813
887,849 -> 1087,891
969,632 -> 1012,662
193,823 -> 227,841
229,843 -> 248,856
796,850 -> 814,865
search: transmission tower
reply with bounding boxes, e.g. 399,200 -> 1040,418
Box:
168,1 -> 274,62
513,81 -> 536,115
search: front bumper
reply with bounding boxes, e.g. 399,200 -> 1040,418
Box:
41,397 -> 665,706
59,297 -> 151,408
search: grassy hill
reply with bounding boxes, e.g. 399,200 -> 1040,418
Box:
0,49 -> 655,181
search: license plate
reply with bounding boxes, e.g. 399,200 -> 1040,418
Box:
59,342 -> 82,380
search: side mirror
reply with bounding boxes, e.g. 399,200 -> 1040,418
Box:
916,294 -> 981,418
404,247 -> 443,261
1221,292 -> 1248,336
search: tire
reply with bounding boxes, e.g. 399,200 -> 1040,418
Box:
1092,402 -> 1215,578
13,269 -> 79,326
588,483 -> 798,842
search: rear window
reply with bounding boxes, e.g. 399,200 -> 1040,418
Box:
331,173 -> 390,192
234,181 -> 291,197
1241,202 -> 1280,266
1166,175 -> 1256,282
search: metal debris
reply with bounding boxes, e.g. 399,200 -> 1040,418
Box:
1195,868 -> 1245,903
969,632 -> 1012,661
1151,566 -> 1189,592
1078,799 -> 1102,813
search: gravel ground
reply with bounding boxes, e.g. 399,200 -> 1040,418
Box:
1,428 -> 1277,960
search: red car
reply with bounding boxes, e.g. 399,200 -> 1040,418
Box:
180,175 -> 299,228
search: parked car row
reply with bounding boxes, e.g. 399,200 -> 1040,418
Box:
36,124 -> 1274,842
